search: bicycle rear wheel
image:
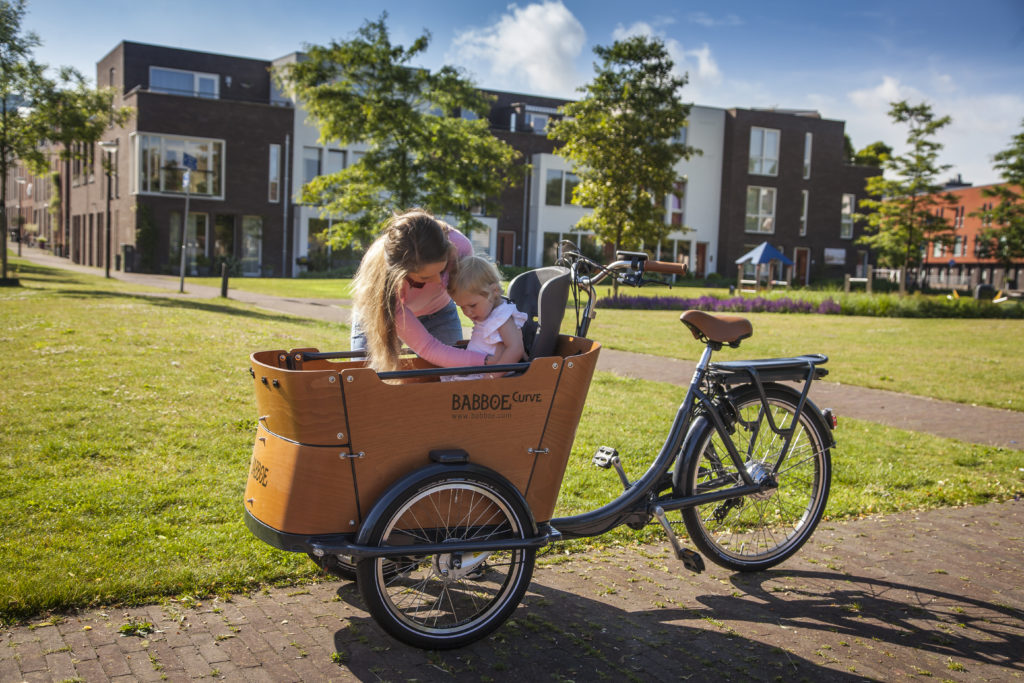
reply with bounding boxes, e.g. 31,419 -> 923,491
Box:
356,469 -> 536,649
677,384 -> 831,572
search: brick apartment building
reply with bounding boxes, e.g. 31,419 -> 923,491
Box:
919,183 -> 1023,292
9,40 -> 879,282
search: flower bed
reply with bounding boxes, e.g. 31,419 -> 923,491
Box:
596,294 -> 842,314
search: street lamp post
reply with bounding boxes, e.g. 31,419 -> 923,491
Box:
98,139 -> 119,279
14,177 -> 25,257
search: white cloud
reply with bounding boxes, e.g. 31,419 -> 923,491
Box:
448,1 -> 586,96
687,12 -> 743,28
610,21 -> 722,99
843,75 -> 1023,185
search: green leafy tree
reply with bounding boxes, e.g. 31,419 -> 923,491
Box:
974,119 -> 1024,264
276,14 -> 519,247
548,35 -> 696,256
857,101 -> 957,281
34,66 -> 133,247
853,140 -> 893,168
0,0 -> 47,280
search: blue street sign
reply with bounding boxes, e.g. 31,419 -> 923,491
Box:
182,153 -> 198,171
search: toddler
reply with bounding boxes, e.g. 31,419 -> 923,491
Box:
444,255 -> 526,381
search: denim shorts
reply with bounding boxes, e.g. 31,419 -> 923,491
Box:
351,300 -> 463,351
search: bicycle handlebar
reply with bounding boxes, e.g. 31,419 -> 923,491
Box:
644,260 -> 688,275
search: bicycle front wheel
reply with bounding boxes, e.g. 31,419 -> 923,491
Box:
356,469 -> 536,649
678,384 -> 832,572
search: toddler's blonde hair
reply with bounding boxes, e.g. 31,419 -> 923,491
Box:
449,255 -> 503,305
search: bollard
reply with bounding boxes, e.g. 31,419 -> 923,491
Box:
220,262 -> 229,298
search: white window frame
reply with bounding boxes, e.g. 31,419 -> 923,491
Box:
132,132 -> 225,198
803,132 -> 812,179
268,144 -> 280,203
150,66 -> 219,99
749,127 -> 780,176
840,193 -> 855,239
745,186 -> 776,234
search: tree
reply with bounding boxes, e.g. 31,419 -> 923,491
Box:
276,14 -> 519,247
548,35 -> 696,256
856,101 -> 957,284
974,119 -> 1024,264
853,140 -> 893,168
0,0 -> 46,281
34,66 -> 133,253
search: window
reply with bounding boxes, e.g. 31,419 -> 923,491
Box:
803,132 -> 812,179
745,186 -> 776,233
169,211 -> 209,274
840,193 -> 855,239
325,149 -> 346,175
669,182 -> 686,226
150,66 -> 218,99
932,241 -> 943,258
241,216 -> 263,276
953,235 -> 965,257
800,190 -> 809,236
136,134 -> 223,197
268,144 -> 280,203
545,170 -> 580,206
749,127 -> 779,176
303,147 -> 322,184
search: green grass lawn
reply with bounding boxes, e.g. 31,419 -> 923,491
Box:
1,260 -> 1021,624
573,308 -> 1024,411
190,274 -> 354,299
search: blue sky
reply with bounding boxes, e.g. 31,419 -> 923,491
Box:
26,0 -> 1024,184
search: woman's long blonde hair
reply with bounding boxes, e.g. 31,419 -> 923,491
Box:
352,209 -> 457,372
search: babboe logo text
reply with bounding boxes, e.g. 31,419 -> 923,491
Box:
451,391 -> 544,412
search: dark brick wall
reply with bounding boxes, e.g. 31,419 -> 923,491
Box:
719,109 -> 880,279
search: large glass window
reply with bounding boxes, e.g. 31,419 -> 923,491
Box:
136,134 -> 223,197
303,147 -> 322,184
545,170 -> 580,206
545,170 -> 563,206
749,127 -> 780,176
150,67 -> 218,99
268,144 -> 280,202
840,193 -> 855,239
745,186 -> 776,233
169,211 -> 209,274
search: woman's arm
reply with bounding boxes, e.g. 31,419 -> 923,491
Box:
492,317 -> 526,365
395,306 -> 487,367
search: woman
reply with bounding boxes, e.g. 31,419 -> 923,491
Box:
350,209 -> 496,373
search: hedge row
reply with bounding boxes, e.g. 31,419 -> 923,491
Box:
595,293 -> 1024,318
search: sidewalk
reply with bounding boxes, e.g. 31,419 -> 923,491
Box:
2,501 -> 1021,681
14,247 -> 1024,450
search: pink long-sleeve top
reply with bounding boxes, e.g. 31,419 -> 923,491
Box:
394,228 -> 487,368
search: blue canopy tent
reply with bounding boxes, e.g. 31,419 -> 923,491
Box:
735,241 -> 793,291
735,241 -> 793,267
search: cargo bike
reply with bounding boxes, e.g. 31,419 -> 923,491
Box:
243,246 -> 837,649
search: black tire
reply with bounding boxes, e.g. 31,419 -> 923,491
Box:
356,469 -> 536,649
307,552 -> 358,582
677,384 -> 831,572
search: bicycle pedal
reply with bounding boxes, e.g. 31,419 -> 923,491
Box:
591,446 -> 618,469
676,547 -> 705,574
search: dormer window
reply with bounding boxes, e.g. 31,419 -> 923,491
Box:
150,66 -> 219,99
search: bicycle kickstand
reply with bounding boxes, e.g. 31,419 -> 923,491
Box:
653,506 -> 705,574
